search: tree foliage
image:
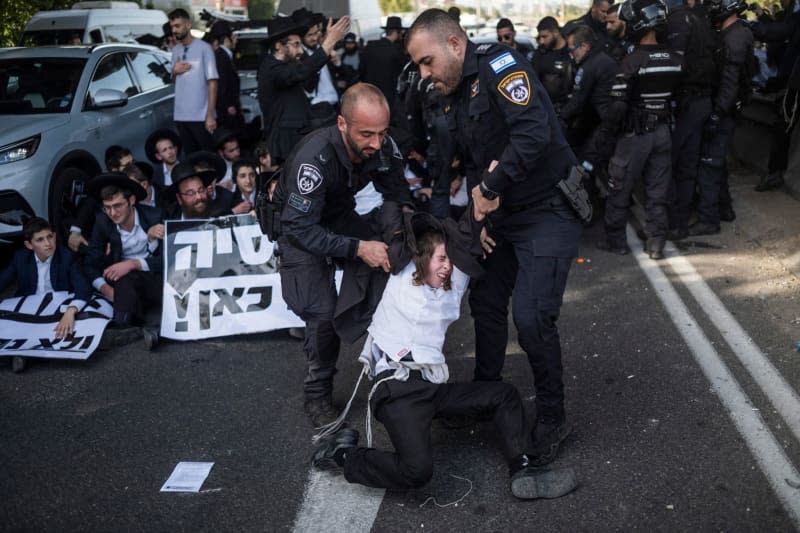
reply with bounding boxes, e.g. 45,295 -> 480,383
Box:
247,0 -> 275,20
1,0 -> 75,47
379,0 -> 413,15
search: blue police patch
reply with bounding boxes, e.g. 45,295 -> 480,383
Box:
489,52 -> 517,74
288,192 -> 312,213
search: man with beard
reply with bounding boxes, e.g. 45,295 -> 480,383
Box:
257,15 -> 350,164
276,83 -> 410,427
605,3 -> 634,61
531,17 -> 574,111
563,0 -> 616,51
170,162 -> 215,219
496,18 -> 534,60
340,33 -> 361,72
406,9 -> 584,466
168,9 -> 218,154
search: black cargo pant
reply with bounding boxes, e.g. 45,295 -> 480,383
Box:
604,124 -> 672,247
343,371 -> 529,490
696,114 -> 736,227
669,94 -> 712,233
468,199 -> 581,425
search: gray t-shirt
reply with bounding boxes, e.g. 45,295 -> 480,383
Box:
171,39 -> 219,122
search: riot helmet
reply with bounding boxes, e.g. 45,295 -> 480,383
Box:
619,0 -> 668,41
703,0 -> 747,21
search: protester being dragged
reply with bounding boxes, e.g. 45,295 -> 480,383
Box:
85,173 -> 165,350
0,217 -> 91,372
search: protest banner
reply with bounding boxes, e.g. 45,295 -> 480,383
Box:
0,292 -> 113,359
161,214 -> 304,340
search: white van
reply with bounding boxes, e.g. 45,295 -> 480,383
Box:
19,1 -> 168,47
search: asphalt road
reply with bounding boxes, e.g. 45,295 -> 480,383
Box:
2,168 -> 799,532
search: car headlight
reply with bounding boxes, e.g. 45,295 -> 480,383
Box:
0,135 -> 41,165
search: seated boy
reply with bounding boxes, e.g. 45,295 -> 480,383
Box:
0,217 -> 90,372
311,204 -> 578,500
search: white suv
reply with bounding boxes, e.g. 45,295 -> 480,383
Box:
0,43 -> 174,240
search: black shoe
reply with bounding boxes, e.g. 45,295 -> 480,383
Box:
288,327 -> 305,340
311,428 -> 359,470
11,356 -> 26,373
688,222 -> 720,236
667,228 -> 688,241
511,466 -> 579,499
304,397 -> 339,428
719,205 -> 736,222
596,240 -> 630,256
646,237 -> 665,260
143,327 -> 159,351
100,325 -> 142,349
529,420 -> 572,466
754,172 -> 784,192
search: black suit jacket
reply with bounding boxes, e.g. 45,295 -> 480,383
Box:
257,49 -> 330,161
85,204 -> 165,284
359,38 -> 406,105
215,47 -> 243,130
0,246 -> 91,302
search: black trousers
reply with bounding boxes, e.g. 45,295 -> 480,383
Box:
110,270 -> 162,324
468,201 -> 581,424
175,121 -> 214,156
343,373 -> 528,490
669,95 -> 711,232
697,115 -> 736,226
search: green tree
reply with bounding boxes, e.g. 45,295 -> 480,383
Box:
379,0 -> 413,14
1,0 -> 74,47
247,0 -> 275,20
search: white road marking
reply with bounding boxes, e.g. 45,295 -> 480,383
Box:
663,242 -> 800,444
292,470 -> 385,533
627,225 -> 800,526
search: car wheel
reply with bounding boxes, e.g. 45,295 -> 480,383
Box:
49,167 -> 90,241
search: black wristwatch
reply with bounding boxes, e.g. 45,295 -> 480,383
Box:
479,181 -> 499,200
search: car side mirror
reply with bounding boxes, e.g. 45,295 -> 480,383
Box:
90,88 -> 128,109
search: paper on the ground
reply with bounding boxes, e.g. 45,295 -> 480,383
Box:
160,462 -> 214,492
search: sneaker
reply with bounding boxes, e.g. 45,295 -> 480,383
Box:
142,327 -> 159,351
529,420 -> 572,466
304,397 -> 339,428
510,466 -> 578,499
688,222 -> 720,237
596,240 -> 630,256
311,428 -> 359,470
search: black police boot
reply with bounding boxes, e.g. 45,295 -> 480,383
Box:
667,227 -> 688,241
719,204 -> 736,222
311,428 -> 359,471
754,172 -> 784,192
304,396 -> 339,428
646,237 -> 665,260
596,240 -> 631,256
142,327 -> 159,351
688,222 -> 720,236
529,419 -> 572,466
510,464 -> 579,500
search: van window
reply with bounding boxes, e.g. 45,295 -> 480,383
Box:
88,53 -> 138,103
0,58 -> 85,114
19,30 -> 85,47
128,52 -> 171,92
234,37 -> 269,71
90,29 -> 103,44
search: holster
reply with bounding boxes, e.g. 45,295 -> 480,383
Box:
255,170 -> 283,241
556,165 -> 593,223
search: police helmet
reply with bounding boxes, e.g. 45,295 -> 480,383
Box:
619,0 -> 668,41
703,0 -> 747,21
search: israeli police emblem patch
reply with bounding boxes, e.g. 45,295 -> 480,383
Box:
497,71 -> 531,106
297,164 -> 323,194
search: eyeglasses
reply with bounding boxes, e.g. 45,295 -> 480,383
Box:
179,187 -> 208,198
182,45 -> 190,61
568,43 -> 583,53
102,201 -> 129,213
285,41 -> 302,48
497,34 -> 514,42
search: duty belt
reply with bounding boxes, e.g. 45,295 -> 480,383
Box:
504,192 -> 566,214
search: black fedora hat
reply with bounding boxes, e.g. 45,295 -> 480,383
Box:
266,15 -> 308,47
382,16 -> 406,31
144,128 -> 181,164
134,161 -> 154,182
186,151 -> 227,181
86,172 -> 147,202
212,127 -> 237,150
208,20 -> 232,40
170,161 -> 215,188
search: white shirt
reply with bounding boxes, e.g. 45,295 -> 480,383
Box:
35,254 -> 54,295
366,261 -> 469,383
219,159 -> 233,187
172,39 -> 219,122
312,63 -> 339,105
354,181 -> 384,215
92,210 -> 158,291
162,162 -> 175,186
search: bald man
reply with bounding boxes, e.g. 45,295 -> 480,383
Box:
276,83 -> 412,427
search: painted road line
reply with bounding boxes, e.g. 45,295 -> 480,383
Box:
663,242 -> 800,445
292,469 -> 385,533
627,225 -> 800,526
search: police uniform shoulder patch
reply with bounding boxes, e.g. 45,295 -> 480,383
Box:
297,163 -> 323,194
497,71 -> 531,106
489,51 -> 517,74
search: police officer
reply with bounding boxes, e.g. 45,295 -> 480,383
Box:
664,0 -> 716,240
598,0 -> 683,259
277,83 -> 410,427
496,18 -> 534,59
407,9 -> 584,466
605,3 -> 635,60
563,0 -> 617,51
560,26 -> 618,167
531,17 -> 575,111
691,0 -> 755,235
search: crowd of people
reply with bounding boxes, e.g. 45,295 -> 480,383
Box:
3,0 -> 798,501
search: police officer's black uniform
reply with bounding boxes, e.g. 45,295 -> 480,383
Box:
602,0 -> 683,259
606,35 -> 635,62
665,0 -> 717,238
694,9 -> 754,234
531,44 -> 575,110
444,41 -> 582,447
277,124 -> 409,421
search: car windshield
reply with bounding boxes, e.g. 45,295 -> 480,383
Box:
0,58 -> 86,114
234,37 -> 268,71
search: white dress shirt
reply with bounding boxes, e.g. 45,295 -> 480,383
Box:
35,254 -> 55,295
92,210 -> 158,291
